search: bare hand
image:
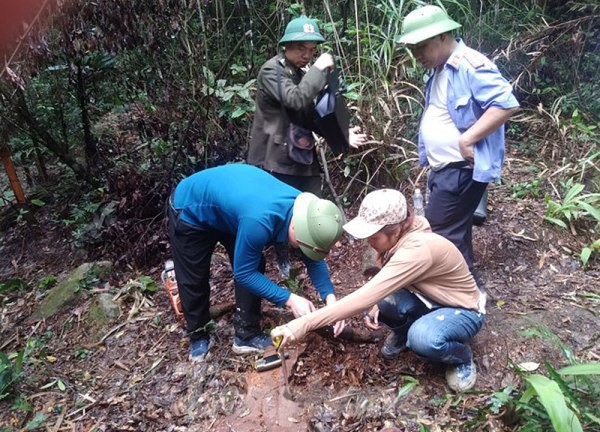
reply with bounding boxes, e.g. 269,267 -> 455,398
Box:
349,126 -> 367,149
458,135 -> 474,164
325,294 -> 345,337
271,325 -> 296,347
314,53 -> 334,71
286,293 -> 316,318
456,106 -> 518,165
332,319 -> 346,336
363,305 -> 380,330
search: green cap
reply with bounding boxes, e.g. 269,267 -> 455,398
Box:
293,193 -> 343,261
398,5 -> 461,45
279,16 -> 325,45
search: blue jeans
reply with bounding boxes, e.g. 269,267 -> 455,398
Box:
378,289 -> 485,365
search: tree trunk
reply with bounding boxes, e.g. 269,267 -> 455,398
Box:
34,146 -> 47,181
75,62 -> 97,168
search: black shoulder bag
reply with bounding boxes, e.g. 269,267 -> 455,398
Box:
314,69 -> 350,156
276,62 -> 315,165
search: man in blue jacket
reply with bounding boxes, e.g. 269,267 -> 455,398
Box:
399,5 -> 520,278
167,164 -> 345,360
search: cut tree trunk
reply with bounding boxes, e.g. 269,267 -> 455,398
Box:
0,144 -> 25,204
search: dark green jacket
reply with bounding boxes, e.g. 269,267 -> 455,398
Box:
247,54 -> 328,176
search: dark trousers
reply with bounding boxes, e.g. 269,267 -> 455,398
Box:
425,166 -> 487,278
167,204 -> 263,341
378,291 -> 431,343
269,172 -> 322,197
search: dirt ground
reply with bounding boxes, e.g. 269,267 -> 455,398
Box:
1,157 -> 599,431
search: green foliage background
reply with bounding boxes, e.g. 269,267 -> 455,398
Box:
0,3 -> 599,430
0,0 -> 598,267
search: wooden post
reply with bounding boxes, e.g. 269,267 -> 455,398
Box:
1,144 -> 26,204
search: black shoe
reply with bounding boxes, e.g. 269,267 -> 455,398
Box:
232,333 -> 272,355
381,331 -> 407,359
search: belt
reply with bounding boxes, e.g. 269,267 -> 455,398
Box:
447,161 -> 470,169
432,161 -> 470,172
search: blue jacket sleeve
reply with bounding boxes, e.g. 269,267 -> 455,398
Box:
469,66 -> 520,111
301,253 -> 335,301
233,219 -> 291,307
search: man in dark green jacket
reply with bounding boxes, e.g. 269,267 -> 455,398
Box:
248,15 -> 365,195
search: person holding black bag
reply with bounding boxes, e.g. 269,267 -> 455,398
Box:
248,15 -> 366,196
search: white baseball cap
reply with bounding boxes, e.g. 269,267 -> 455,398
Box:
343,189 -> 407,239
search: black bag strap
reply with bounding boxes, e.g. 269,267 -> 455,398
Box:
276,59 -> 289,123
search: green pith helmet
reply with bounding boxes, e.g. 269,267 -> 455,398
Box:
398,5 -> 461,45
293,193 -> 343,261
279,16 -> 325,45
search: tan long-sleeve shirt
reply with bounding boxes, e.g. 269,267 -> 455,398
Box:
285,217 -> 484,340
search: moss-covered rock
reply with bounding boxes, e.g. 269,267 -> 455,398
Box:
29,261 -> 113,321
86,293 -> 121,341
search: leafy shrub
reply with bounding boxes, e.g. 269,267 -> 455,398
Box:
544,178 -> 600,230
511,179 -> 541,199
485,322 -> 600,431
37,275 -> 57,290
511,362 -> 600,432
580,239 -> 600,269
0,339 -> 36,400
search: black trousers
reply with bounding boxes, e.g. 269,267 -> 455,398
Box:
269,171 -> 322,197
425,166 -> 487,278
167,203 -> 263,341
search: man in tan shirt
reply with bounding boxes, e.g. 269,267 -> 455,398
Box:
272,189 -> 486,391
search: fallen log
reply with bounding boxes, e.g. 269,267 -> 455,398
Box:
209,302 -> 235,319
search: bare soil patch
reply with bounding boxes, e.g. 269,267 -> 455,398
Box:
1,158 -> 599,431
